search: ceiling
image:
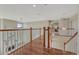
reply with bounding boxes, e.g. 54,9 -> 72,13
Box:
0,4 -> 78,22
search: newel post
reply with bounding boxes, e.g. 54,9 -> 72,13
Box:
48,26 -> 51,48
30,27 -> 32,42
43,27 -> 45,47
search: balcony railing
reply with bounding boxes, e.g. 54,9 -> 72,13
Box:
0,27 -> 41,55
0,27 -> 78,55
43,27 -> 78,54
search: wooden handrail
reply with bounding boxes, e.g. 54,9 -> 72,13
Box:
64,32 -> 78,45
0,29 -> 30,31
64,32 -> 78,52
0,28 -> 41,31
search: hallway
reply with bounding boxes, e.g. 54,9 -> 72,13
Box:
0,4 -> 78,55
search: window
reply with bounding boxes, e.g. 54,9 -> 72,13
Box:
17,23 -> 23,28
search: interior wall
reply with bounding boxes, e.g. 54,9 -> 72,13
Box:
0,19 -> 3,54
23,20 -> 49,42
59,14 -> 78,36
24,20 -> 49,35
24,20 -> 49,28
2,19 -> 17,29
58,14 -> 78,53
59,18 -> 69,35
77,13 -> 79,54
65,14 -> 78,53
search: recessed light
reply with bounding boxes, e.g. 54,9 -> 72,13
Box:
33,5 -> 36,7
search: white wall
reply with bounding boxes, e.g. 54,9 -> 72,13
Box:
25,20 -> 49,28
58,14 -> 78,53
24,20 -> 49,35
52,35 -> 64,50
0,19 -> 3,54
59,18 -> 69,35
3,19 -> 17,29
65,14 -> 78,53
77,13 -> 79,54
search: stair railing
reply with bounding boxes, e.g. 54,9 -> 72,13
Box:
64,32 -> 78,52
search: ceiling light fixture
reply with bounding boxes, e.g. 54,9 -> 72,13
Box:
33,5 -> 36,7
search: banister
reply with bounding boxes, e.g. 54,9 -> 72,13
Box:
0,27 -> 42,54
64,32 -> 78,45
64,32 -> 78,52
0,28 -> 41,31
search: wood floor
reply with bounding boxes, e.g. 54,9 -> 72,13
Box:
9,36 -> 76,55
